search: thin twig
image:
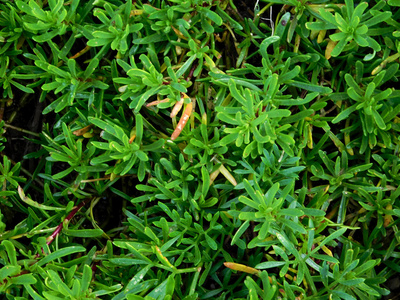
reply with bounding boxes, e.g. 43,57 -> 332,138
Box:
3,123 -> 40,137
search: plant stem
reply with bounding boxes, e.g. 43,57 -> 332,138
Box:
45,198 -> 91,246
3,123 -> 40,137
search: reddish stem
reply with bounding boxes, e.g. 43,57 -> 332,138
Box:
46,199 -> 90,246
34,199 -> 91,259
186,64 -> 197,81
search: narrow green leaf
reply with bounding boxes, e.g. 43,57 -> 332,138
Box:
239,196 -> 259,210
205,233 -> 218,250
231,220 -> 250,246
37,246 -> 86,267
276,233 -> 300,259
332,105 -> 357,123
255,261 -> 286,269
289,81 -> 332,93
64,228 -> 104,238
311,228 -> 346,255
80,265 -> 92,294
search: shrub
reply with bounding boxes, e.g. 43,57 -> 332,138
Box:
1,0 -> 400,299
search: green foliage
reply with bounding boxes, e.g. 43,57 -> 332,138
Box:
0,0 -> 399,299
306,0 -> 392,57
86,1 -> 143,56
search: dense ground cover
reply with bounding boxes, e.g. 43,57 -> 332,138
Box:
1,0 -> 400,299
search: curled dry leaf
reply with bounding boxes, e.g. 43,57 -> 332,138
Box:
171,101 -> 193,140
